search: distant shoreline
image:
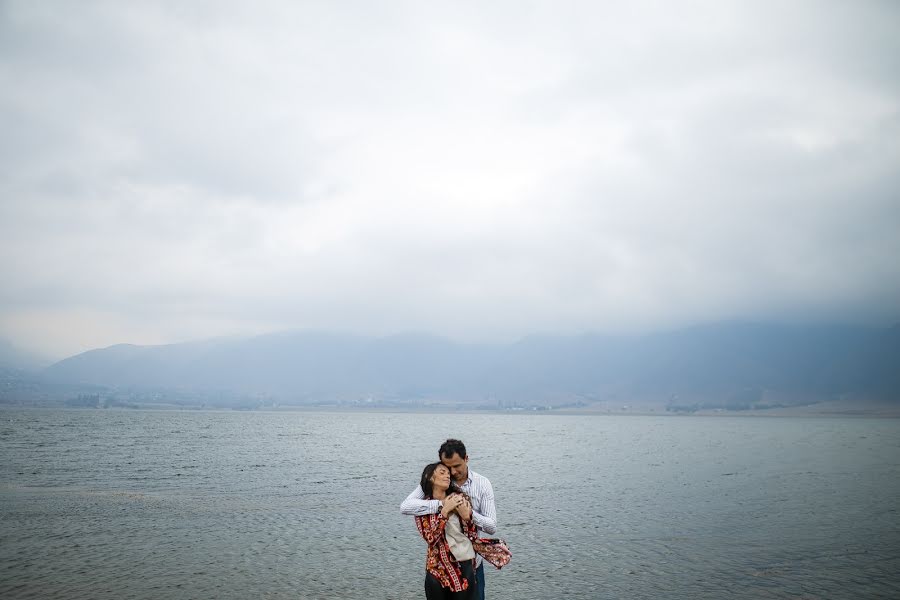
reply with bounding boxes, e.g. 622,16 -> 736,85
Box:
2,401 -> 899,418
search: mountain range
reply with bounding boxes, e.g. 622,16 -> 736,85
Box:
5,321 -> 896,410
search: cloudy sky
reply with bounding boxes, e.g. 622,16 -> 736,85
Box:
1,1 -> 899,360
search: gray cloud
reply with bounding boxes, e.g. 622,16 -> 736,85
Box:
1,0 -> 899,359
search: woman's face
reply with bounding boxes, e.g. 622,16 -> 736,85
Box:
430,464 -> 451,491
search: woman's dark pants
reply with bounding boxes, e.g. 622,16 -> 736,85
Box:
424,559 -> 476,599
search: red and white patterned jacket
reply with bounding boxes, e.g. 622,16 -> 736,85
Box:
415,510 -> 478,592
415,501 -> 512,592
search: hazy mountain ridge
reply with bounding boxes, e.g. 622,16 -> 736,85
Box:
13,321 -> 897,410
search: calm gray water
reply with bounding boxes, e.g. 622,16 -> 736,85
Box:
1,409 -> 899,599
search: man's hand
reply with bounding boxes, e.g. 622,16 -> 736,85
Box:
456,496 -> 472,521
440,494 -> 464,518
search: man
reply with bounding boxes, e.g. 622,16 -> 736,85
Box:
401,439 -> 497,600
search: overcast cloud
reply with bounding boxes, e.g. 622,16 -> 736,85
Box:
1,0 -> 899,359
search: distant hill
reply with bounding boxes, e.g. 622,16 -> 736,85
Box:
32,322 -> 900,410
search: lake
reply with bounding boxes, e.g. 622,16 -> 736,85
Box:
1,409 -> 899,599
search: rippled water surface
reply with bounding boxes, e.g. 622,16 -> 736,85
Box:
1,409 -> 899,599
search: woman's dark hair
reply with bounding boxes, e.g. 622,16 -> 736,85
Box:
420,462 -> 463,499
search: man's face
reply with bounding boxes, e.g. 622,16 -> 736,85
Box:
441,452 -> 469,484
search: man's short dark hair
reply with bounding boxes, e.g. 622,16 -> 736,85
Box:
439,438 -> 467,460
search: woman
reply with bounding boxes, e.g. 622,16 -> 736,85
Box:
416,462 -> 479,599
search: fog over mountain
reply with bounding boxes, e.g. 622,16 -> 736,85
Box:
0,338 -> 51,371
2,2 -> 899,360
0,4 -> 897,414
16,321 -> 895,410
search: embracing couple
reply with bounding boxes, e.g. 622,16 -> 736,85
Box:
400,439 -> 511,600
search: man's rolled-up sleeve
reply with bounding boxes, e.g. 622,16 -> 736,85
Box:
400,485 -> 441,516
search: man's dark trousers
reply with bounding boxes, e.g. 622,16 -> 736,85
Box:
476,563 -> 485,600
